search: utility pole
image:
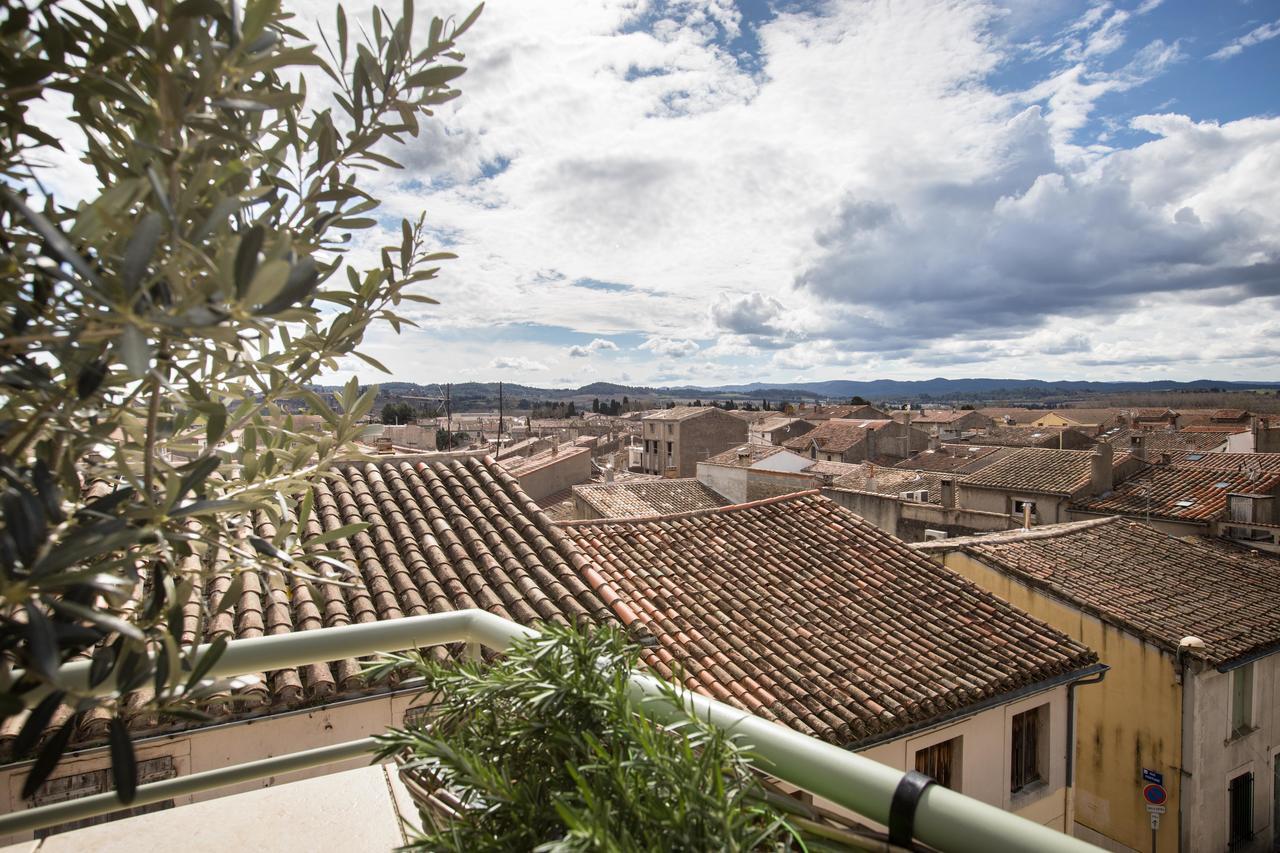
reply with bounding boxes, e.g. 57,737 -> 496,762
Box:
445,383 -> 452,450
498,381 -> 504,447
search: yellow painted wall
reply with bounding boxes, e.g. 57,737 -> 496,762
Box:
936,552 -> 1183,853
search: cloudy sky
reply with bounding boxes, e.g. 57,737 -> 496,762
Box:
295,2 -> 1277,385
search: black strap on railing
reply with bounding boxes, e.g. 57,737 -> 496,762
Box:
888,770 -> 935,849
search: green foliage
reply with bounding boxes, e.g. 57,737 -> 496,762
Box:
435,428 -> 467,450
381,401 -> 417,424
0,0 -> 479,799
373,625 -> 799,852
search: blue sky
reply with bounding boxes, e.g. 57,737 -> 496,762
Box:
304,0 -> 1280,388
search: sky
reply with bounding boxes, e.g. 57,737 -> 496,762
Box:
42,0 -> 1280,388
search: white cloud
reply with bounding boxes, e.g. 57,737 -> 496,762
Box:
638,336 -> 700,358
1209,18 -> 1280,61
489,356 -> 547,371
567,338 -> 620,358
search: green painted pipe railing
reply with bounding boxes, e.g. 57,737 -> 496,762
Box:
0,610 -> 1100,852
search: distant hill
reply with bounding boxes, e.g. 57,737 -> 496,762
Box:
313,377 -> 1280,410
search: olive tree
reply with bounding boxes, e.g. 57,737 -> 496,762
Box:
0,0 -> 479,800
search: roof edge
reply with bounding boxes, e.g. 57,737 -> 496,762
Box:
911,516 -> 1123,551
559,489 -> 823,528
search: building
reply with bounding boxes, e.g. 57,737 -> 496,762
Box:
561,492 -> 1103,831
957,446 -> 1142,525
1101,427 -> 1228,456
1124,407 -> 1179,429
892,443 -> 1018,475
747,415 -> 814,446
571,478 -> 729,520
639,407 -> 748,477
1069,451 -> 1280,544
980,407 -> 1047,426
695,444 -> 815,504
964,425 -> 1096,450
497,441 -> 593,500
0,457 -> 1101,844
803,403 -> 891,421
891,409 -> 994,439
782,418 -> 926,464
1031,409 -> 1124,435
917,518 -> 1280,853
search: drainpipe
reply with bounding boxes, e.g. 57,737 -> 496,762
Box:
1176,638 -> 1205,853
1059,666 -> 1111,824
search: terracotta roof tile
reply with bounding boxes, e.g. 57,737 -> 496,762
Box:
782,419 -> 894,454
1102,428 -> 1227,454
1072,464 -> 1280,522
916,518 -> 1280,667
704,444 -> 791,467
561,493 -> 1097,745
572,479 -> 731,518
891,444 -> 1016,474
963,448 -> 1128,496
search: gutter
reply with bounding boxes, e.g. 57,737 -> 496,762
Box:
849,662 -> 1109,752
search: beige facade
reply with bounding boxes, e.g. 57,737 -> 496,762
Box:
640,408 -> 747,477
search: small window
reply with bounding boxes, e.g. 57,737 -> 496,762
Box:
914,737 -> 961,790
1229,771 -> 1253,847
1012,499 -> 1037,517
666,423 -> 673,434
1011,706 -> 1046,792
1231,664 -> 1254,736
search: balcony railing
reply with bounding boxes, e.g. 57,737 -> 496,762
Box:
0,610 -> 1099,852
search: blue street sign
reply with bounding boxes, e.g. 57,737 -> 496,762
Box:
1142,768 -> 1164,786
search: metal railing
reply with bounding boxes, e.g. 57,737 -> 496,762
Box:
1,610 -> 1099,852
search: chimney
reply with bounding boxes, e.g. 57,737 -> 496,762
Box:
1090,443 -> 1114,494
865,463 -> 877,493
928,428 -> 941,452
1128,432 -> 1146,463
940,478 -> 955,509
605,466 -> 615,483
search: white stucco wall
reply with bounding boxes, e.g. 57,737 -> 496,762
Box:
696,462 -> 749,504
1185,652 -> 1280,853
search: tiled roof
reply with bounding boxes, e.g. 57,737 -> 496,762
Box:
572,478 -> 730,518
1072,465 -> 1280,522
891,444 -> 1015,474
891,409 -> 978,424
561,493 -> 1098,745
782,419 -> 893,454
831,467 -> 955,503
1180,424 -> 1249,434
1102,428 -> 1228,454
1212,409 -> 1249,420
753,416 -> 806,433
704,444 -> 790,468
1162,451 -> 1280,474
810,405 -> 889,420
915,518 -> 1280,668
643,406 -> 721,422
1,458 -> 634,755
962,448 -> 1123,496
498,443 -> 590,477
979,407 -> 1044,425
966,425 -> 1093,449
1130,408 -> 1175,419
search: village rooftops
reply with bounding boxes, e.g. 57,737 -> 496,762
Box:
642,406 -> 725,421
1072,464 -> 1280,523
964,425 -> 1094,449
561,492 -> 1099,745
1101,427 -> 1228,454
891,409 -> 972,424
572,478 -> 730,518
781,418 -> 896,455
497,442 -> 591,477
1161,451 -> 1280,473
891,444 -> 1016,474
962,447 -> 1131,496
704,443 -> 791,468
826,465 -> 956,504
978,407 -> 1044,425
914,517 -> 1280,669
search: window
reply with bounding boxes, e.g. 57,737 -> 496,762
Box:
1229,771 -> 1253,847
34,756 -> 177,837
914,737 -> 961,790
1012,499 -> 1038,519
1231,664 -> 1254,736
1011,706 -> 1046,792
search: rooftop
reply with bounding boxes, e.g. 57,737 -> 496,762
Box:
1072,464 -> 1280,522
562,492 -> 1098,745
962,447 -> 1126,496
827,466 -> 956,504
782,418 -> 895,454
1101,427 -> 1228,454
498,442 -> 591,476
891,444 -> 1015,475
915,517 -> 1280,668
1162,451 -> 1280,474
964,425 -> 1092,449
572,478 -> 730,518
704,443 -> 792,468
643,406 -> 724,422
